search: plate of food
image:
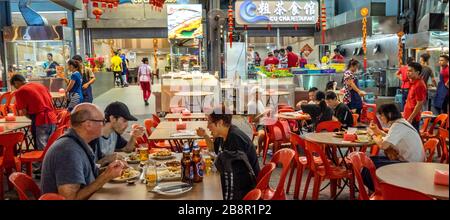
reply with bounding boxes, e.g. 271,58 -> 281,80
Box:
151,182 -> 192,196
355,135 -> 371,143
157,167 -> 182,181
125,153 -> 140,164
150,150 -> 175,160
356,130 -> 368,135
112,167 -> 140,183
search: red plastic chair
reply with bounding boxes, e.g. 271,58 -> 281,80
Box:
423,138 -> 439,163
352,114 -> 359,127
0,132 -> 24,200
8,172 -> 41,200
360,103 -> 377,123
248,116 -> 259,142
152,114 -> 161,126
303,140 -> 354,200
143,118 -> 172,151
0,92 -> 11,116
421,114 -> 448,140
269,148 -> 295,200
278,108 -> 295,113
20,126 -> 66,176
379,182 -> 434,200
420,111 -> 433,133
315,120 -> 342,132
243,189 -> 262,200
278,104 -> 293,111
39,193 -> 66,200
255,162 -> 276,200
347,152 -> 383,200
6,92 -> 18,116
56,109 -> 71,128
438,128 -> 449,163
277,108 -> 299,132
262,119 -> 291,165
286,133 -> 330,200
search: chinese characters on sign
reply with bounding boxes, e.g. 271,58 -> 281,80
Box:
236,0 -> 319,26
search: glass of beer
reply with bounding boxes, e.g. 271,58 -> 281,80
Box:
203,155 -> 212,175
138,146 -> 149,162
145,161 -> 157,187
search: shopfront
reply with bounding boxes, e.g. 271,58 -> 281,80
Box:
234,0 -> 319,66
1,0 -> 80,92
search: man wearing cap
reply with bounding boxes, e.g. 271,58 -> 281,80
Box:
89,101 -> 145,166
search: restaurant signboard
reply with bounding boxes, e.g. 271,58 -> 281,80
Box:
235,0 -> 319,27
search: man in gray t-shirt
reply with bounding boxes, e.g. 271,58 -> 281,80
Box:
41,103 -> 124,200
89,102 -> 145,166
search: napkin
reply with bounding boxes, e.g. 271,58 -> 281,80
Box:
171,130 -> 196,137
434,169 -> 449,186
347,127 -> 357,135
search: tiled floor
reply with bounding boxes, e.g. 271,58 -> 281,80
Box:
3,85 -> 352,200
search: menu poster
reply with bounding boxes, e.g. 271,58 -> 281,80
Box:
167,4 -> 203,39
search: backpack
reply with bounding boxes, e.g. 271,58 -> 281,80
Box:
215,150 -> 257,200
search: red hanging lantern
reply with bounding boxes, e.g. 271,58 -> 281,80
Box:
244,24 -> 248,31
83,0 -> 89,9
321,0 -> 327,44
92,1 -> 99,8
227,5 -> 234,48
294,24 -> 299,30
267,24 -> 272,31
59,18 -> 68,26
92,8 -> 103,22
101,2 -> 107,8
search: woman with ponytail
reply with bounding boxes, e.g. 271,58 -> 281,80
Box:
343,59 -> 366,115
298,91 -> 333,130
63,59 -> 84,111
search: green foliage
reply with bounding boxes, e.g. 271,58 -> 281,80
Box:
258,68 -> 294,78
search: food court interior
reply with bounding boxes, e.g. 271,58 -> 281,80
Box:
0,0 -> 449,201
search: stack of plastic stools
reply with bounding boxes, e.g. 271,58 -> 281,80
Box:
360,103 -> 377,124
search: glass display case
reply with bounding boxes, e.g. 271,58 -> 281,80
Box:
3,26 -> 73,80
169,38 -> 204,72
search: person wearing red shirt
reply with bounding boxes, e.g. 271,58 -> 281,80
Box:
332,48 -> 345,63
10,74 -> 57,151
286,46 -> 299,68
403,62 -> 427,132
396,57 -> 414,110
434,54 -> 449,114
264,52 -> 279,69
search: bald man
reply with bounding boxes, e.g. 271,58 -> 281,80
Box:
41,103 -> 124,200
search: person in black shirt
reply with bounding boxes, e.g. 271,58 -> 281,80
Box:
299,91 -> 333,129
325,91 -> 354,128
196,105 -> 260,176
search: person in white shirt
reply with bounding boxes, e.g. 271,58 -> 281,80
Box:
247,86 -> 270,156
138,57 -> 152,106
363,103 -> 425,191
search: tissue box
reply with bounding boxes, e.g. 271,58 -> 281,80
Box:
434,169 -> 449,186
176,123 -> 187,130
343,133 -> 357,142
182,110 -> 192,116
5,115 -> 16,122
